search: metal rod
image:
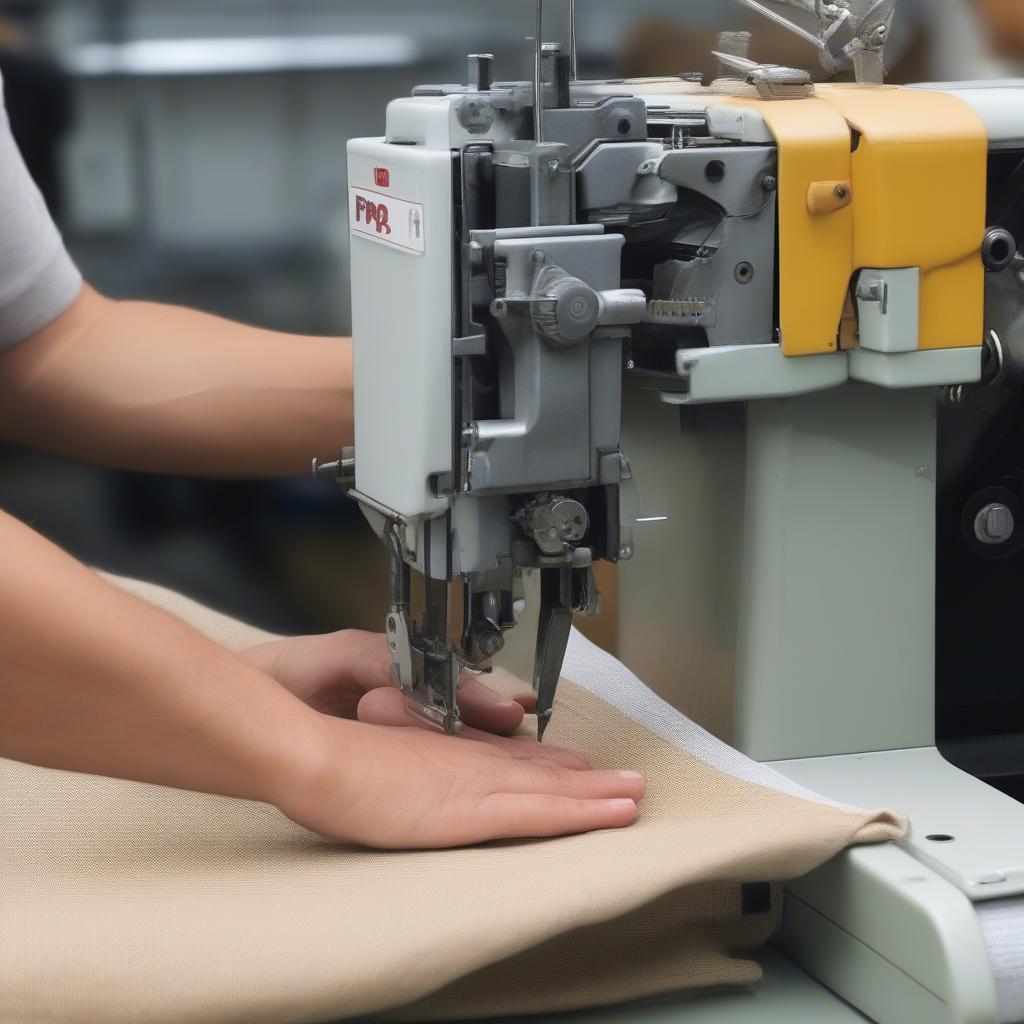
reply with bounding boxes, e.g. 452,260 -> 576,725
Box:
533,0 -> 544,143
568,0 -> 578,81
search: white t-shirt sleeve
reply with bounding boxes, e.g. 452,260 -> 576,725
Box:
0,75 -> 82,347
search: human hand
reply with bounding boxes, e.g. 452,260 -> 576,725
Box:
277,700 -> 645,849
240,629 -> 535,735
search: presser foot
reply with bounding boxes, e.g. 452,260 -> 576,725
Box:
397,648 -> 463,735
386,608 -> 463,734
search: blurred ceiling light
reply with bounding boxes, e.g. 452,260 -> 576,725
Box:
65,35 -> 422,77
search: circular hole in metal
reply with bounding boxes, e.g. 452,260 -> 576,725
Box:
982,227 -> 1017,271
705,159 -> 726,182
734,261 -> 754,284
925,833 -> 955,843
617,117 -> 632,136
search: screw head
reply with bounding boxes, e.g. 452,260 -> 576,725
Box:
975,502 -> 1015,546
547,158 -> 560,174
834,184 -> 850,200
734,261 -> 754,284
618,544 -> 633,560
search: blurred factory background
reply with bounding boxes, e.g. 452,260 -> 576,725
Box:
0,0 -> 1019,636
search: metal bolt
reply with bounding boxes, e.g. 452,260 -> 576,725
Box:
618,544 -> 633,560
834,184 -> 850,200
975,502 -> 1015,546
761,174 -> 777,192
914,466 -> 930,478
625,358 -> 636,370
547,158 -> 560,174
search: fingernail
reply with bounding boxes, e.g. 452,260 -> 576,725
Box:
616,771 -> 644,782
496,700 -> 520,710
609,799 -> 637,811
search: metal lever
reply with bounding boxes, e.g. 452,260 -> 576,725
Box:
533,567 -> 574,742
733,0 -> 895,83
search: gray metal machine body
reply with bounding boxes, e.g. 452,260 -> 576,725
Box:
347,33 -> 786,736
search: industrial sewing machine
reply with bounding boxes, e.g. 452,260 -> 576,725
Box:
339,0 -> 1024,1020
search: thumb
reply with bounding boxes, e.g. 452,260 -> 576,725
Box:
356,686 -> 413,727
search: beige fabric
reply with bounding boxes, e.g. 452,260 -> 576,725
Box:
0,576 -> 905,1024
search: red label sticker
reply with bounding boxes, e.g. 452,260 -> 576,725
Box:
374,167 -> 390,188
350,186 -> 425,255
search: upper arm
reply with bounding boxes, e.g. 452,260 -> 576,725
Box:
0,74 -> 82,350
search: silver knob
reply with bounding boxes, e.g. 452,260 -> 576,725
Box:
974,502 -> 1015,546
311,446 -> 355,488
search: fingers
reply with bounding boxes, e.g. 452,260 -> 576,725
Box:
355,687 -> 417,726
501,765 -> 646,803
355,688 -> 593,770
358,675 -> 525,735
482,793 -> 639,839
456,674 -> 526,735
512,691 -> 538,713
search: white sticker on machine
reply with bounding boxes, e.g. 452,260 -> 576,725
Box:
349,185 -> 425,255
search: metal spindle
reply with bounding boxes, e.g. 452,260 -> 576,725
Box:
569,0 -> 578,81
533,0 -> 545,143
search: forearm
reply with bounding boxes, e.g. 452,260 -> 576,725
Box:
0,285 -> 352,476
0,507 -> 326,803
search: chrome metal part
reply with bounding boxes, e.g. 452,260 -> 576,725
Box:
311,446 -> 356,488
568,0 -> 578,81
521,496 -> 590,556
734,0 -> 896,83
533,1 -> 544,145
710,51 -> 813,100
974,502 -> 1015,546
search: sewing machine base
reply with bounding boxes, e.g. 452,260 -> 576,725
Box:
447,947 -> 870,1023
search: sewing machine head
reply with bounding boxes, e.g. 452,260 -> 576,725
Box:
343,0 -> 1010,738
